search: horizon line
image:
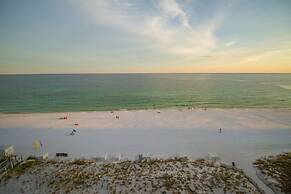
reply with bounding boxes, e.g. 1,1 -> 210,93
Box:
0,72 -> 291,76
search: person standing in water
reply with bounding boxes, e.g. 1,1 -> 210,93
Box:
219,128 -> 222,133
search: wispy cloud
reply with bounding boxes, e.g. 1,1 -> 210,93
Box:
74,0 -> 223,56
157,0 -> 191,29
224,40 -> 237,47
244,49 -> 286,62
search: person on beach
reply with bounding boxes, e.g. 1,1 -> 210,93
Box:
219,128 -> 222,133
70,129 -> 76,135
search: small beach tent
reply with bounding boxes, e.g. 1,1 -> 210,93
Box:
0,145 -> 15,158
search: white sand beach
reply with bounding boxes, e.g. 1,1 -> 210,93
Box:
1,108 -> 291,130
1,108 -> 291,193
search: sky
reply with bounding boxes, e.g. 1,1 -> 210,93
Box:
0,0 -> 291,74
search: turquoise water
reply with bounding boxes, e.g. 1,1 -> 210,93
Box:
0,74 -> 291,113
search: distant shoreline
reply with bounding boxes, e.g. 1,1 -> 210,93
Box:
1,107 -> 291,115
1,73 -> 291,76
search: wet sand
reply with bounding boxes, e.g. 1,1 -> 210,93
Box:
1,108 -> 291,130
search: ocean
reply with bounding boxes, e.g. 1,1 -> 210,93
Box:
0,73 -> 291,113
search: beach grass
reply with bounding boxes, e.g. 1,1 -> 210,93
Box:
0,157 -> 262,193
254,152 -> 291,193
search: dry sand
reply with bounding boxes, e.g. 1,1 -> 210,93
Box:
1,108 -> 291,194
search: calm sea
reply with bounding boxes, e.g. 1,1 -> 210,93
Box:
0,74 -> 291,113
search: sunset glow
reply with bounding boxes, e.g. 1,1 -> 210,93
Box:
0,0 -> 290,74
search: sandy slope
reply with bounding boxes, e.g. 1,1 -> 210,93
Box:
0,157 -> 262,194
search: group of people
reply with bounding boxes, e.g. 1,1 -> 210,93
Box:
111,111 -> 120,119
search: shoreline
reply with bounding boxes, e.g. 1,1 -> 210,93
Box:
1,108 -> 291,130
2,107 -> 291,115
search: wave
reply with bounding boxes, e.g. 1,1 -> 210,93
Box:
280,85 -> 291,90
234,79 -> 247,82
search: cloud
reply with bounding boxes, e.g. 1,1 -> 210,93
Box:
244,49 -> 283,62
224,40 -> 237,47
157,0 -> 191,29
73,0 -> 222,56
